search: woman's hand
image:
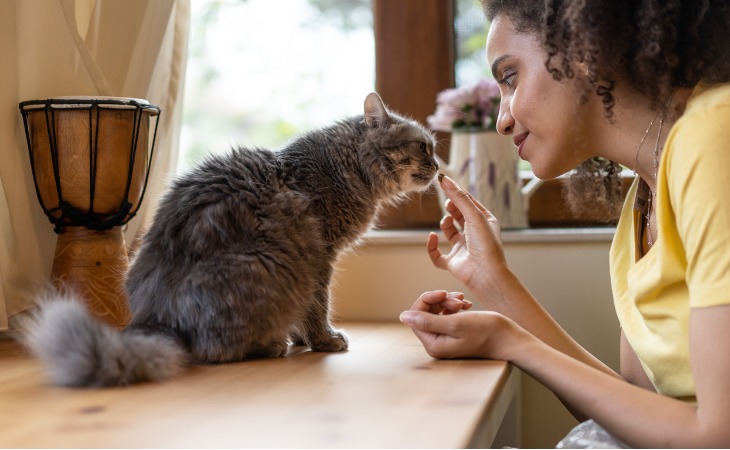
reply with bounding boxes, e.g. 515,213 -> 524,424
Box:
428,176 -> 509,291
401,290 -> 524,360
400,306 -> 524,361
408,290 -> 473,315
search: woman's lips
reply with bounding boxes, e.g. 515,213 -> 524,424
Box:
513,133 -> 528,159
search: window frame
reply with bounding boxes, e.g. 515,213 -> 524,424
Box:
372,0 -> 455,228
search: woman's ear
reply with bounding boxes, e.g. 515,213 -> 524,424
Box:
364,92 -> 390,127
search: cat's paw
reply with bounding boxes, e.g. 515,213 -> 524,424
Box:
289,333 -> 307,347
310,332 -> 349,352
246,341 -> 289,359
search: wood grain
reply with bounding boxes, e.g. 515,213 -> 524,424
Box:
21,102 -> 155,328
372,0 -> 455,229
50,227 -> 132,328
0,323 -> 515,448
26,107 -> 149,219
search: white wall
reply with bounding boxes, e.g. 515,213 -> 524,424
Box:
332,228 -> 620,448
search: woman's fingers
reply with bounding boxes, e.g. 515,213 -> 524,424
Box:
441,176 -> 499,231
445,199 -> 466,230
427,232 -> 448,269
409,290 -> 471,315
440,176 -> 503,243
440,215 -> 462,245
410,290 -> 447,311
403,311 -> 515,361
440,176 -> 482,222
441,297 -> 472,314
400,310 -> 453,336
443,181 -> 492,218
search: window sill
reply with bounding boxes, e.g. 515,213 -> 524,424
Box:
376,172 -> 635,230
365,227 -> 616,246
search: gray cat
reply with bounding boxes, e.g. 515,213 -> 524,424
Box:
26,92 -> 438,387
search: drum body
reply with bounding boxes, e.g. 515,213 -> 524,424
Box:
19,97 -> 160,328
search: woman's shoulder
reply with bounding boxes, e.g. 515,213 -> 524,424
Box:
663,83 -> 730,184
683,82 -> 730,118
668,83 -> 730,152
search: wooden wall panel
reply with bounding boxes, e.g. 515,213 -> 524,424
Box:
373,0 -> 455,229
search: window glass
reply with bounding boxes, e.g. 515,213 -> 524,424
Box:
179,0 -> 374,173
454,0 -> 531,171
455,0 -> 490,87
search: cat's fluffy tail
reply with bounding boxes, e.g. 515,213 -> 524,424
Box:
24,296 -> 186,387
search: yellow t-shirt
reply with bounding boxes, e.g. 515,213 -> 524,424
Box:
610,82 -> 730,400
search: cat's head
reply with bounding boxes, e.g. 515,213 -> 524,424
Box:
359,92 -> 439,196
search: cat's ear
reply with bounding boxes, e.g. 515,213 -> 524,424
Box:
363,92 -> 390,127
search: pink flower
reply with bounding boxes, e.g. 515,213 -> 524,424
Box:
428,78 -> 501,132
436,87 -> 477,110
474,78 -> 500,100
427,103 -> 464,131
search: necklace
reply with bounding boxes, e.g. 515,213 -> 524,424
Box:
634,109 -> 660,175
645,89 -> 677,247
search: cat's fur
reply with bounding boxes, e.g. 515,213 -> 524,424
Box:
25,92 -> 438,387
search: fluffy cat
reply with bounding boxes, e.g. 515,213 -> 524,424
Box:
26,92 -> 438,387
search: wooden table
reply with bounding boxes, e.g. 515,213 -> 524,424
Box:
0,323 -> 518,448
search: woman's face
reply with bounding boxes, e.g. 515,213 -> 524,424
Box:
486,15 -> 595,179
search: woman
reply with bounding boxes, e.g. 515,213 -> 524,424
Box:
400,0 -> 730,447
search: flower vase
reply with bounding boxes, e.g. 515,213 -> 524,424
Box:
437,130 -> 530,229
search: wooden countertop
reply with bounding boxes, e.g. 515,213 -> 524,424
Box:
0,322 -> 517,448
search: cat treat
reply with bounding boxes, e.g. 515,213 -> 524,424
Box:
26,92 -> 439,387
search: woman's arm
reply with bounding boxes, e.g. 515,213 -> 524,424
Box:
401,305 -> 730,447
516,305 -> 730,448
428,176 -> 618,377
620,331 -> 656,392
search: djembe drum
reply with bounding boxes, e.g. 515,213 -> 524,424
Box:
19,97 -> 160,328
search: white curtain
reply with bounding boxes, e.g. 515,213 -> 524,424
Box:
0,0 -> 190,331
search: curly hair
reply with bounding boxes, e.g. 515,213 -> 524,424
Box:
481,0 -> 730,220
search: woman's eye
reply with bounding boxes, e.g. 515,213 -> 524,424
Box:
499,73 -> 516,88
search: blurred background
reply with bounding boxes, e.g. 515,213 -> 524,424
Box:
179,0 -> 488,172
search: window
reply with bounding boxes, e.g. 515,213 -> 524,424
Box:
181,0 -> 622,228
180,0 -> 374,173
455,0 -> 489,88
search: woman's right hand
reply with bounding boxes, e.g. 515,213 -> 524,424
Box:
402,290 -> 520,360
400,306 -> 527,361
428,175 -> 510,291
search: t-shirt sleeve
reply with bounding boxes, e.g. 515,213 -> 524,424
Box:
666,103 -> 730,308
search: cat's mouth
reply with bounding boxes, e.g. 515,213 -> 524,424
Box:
411,172 -> 437,184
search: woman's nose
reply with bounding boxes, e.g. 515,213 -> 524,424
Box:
496,100 -> 514,135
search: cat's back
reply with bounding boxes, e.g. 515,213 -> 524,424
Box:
147,147 -> 315,257
178,147 -> 280,204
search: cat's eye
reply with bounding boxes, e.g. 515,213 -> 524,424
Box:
419,142 -> 429,155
